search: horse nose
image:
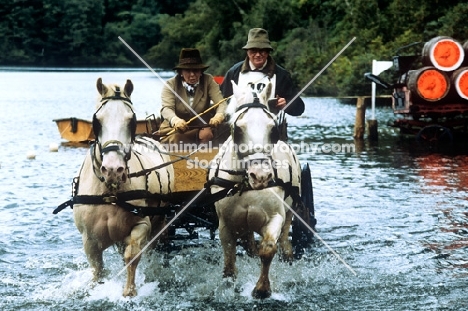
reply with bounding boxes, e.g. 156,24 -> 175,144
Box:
100,165 -> 125,176
248,169 -> 273,190
100,161 -> 127,185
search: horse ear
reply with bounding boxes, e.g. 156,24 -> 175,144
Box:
96,77 -> 108,96
124,79 -> 134,97
231,80 -> 240,99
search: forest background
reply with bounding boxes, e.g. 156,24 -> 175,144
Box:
2,0 -> 468,96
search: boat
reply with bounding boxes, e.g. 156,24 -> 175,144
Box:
53,117 -> 155,142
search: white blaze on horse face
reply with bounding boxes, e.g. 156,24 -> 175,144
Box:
235,108 -> 276,156
96,100 -> 134,188
97,108 -> 134,145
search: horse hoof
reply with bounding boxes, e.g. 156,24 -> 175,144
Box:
123,286 -> 137,297
252,288 -> 271,299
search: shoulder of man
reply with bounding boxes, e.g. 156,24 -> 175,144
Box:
221,61 -> 244,96
227,61 -> 244,75
273,63 -> 292,77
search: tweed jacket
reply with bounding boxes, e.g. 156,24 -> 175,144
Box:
160,73 -> 226,129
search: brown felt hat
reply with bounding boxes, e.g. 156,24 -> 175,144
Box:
173,48 -> 209,70
242,28 -> 273,51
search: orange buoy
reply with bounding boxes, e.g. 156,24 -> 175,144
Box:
407,66 -> 450,102
451,67 -> 468,100
422,36 -> 464,71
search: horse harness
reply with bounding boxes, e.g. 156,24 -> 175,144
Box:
206,99 -> 301,203
54,92 -> 174,217
54,96 -> 300,216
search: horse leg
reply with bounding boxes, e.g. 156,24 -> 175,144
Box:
252,214 -> 283,299
122,222 -> 149,297
278,209 -> 293,263
252,233 -> 277,299
149,214 -> 168,249
240,232 -> 258,257
82,235 -> 105,282
218,221 -> 237,278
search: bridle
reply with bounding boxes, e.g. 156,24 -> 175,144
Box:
231,94 -> 280,159
91,87 -> 136,181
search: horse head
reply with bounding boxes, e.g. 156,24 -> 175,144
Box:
230,81 -> 280,190
92,78 -> 136,191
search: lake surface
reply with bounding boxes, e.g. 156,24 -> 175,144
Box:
0,70 -> 467,310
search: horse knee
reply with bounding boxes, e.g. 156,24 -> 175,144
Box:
124,224 -> 148,262
259,240 -> 277,260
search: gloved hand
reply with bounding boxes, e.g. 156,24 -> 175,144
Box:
173,117 -> 188,132
209,113 -> 225,127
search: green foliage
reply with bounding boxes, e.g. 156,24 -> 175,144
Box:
2,0 -> 468,95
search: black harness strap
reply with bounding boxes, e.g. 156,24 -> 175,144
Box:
53,190 -> 172,217
206,174 -> 290,202
235,101 -> 267,112
207,176 -> 238,189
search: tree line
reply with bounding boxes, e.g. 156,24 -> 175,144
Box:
2,0 -> 468,96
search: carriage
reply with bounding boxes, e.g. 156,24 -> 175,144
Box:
366,36 -> 468,143
54,78 -> 316,298
54,107 -> 316,252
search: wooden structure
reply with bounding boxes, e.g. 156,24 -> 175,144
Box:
53,118 -> 94,142
53,116 -> 158,142
170,149 -> 216,192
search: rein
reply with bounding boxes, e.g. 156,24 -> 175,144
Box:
235,101 -> 269,112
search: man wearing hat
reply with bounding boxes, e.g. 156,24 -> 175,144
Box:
221,28 -> 305,116
160,48 -> 226,145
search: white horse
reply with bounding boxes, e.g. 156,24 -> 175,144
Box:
207,81 -> 301,299
73,78 -> 174,297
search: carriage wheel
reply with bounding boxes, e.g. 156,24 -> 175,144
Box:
416,125 -> 453,143
292,163 -> 316,257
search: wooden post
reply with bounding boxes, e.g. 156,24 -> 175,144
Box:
353,97 -> 366,139
367,119 -> 378,141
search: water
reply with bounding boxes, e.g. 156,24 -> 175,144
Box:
1,70 -> 467,310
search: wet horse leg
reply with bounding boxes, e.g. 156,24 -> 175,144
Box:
82,235 -> 105,282
123,222 -> 149,297
252,234 -> 277,299
218,220 -> 237,278
240,232 -> 258,257
252,214 -> 284,299
278,209 -> 293,262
